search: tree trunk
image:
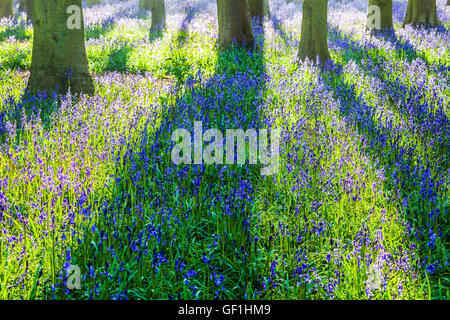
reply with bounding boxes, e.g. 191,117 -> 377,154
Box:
217,0 -> 255,51
367,0 -> 393,33
86,0 -> 100,7
0,0 -> 13,19
26,0 -> 32,21
139,0 -> 151,10
248,0 -> 270,24
28,0 -> 94,95
18,0 -> 25,12
298,0 -> 330,64
150,0 -> 166,32
403,0 -> 441,28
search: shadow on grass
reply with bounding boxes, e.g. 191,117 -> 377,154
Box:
320,58 -> 449,292
54,19 -> 270,300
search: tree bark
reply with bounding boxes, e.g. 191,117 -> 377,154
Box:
0,0 -> 13,18
403,0 -> 441,28
217,0 -> 255,51
26,0 -> 32,21
28,0 -> 94,95
367,0 -> 393,33
150,0 -> 166,32
298,0 -> 330,64
18,0 -> 25,12
139,0 -> 151,10
86,0 -> 101,7
248,0 -> 270,24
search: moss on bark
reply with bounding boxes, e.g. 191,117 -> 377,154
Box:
150,0 -> 165,32
217,0 -> 255,51
0,0 -> 13,19
139,0 -> 151,11
28,0 -> 94,95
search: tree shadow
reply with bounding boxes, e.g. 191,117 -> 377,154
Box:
60,17 -> 270,300
0,89 -> 64,144
320,57 -> 448,286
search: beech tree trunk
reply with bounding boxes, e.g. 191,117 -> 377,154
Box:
217,0 -> 255,51
298,0 -> 330,64
248,0 -> 270,24
28,0 -> 94,95
150,0 -> 166,32
0,0 -> 13,19
403,0 -> 441,27
367,0 -> 393,33
86,0 -> 100,7
26,0 -> 32,21
139,0 -> 151,10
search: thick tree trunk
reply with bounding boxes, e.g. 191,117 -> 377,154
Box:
367,0 -> 393,33
28,0 -> 94,95
86,0 -> 101,7
150,0 -> 166,32
298,0 -> 330,64
0,0 -> 13,18
248,0 -> 270,24
403,0 -> 441,28
217,0 -> 255,51
139,0 -> 151,10
26,0 -> 32,21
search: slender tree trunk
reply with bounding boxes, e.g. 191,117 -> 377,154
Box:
217,0 -> 255,51
28,0 -> 94,95
86,0 -> 100,7
26,0 -> 32,21
18,0 -> 25,12
298,0 -> 330,64
367,0 -> 393,33
0,0 -> 13,19
150,0 -> 166,32
403,0 -> 441,28
139,0 -> 151,10
248,0 -> 270,24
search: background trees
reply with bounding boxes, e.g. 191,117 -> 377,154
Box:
28,0 -> 94,95
150,0 -> 166,32
0,0 -> 13,19
139,0 -> 151,11
248,0 -> 270,23
298,0 -> 330,64
26,0 -> 33,21
18,0 -> 25,12
367,0 -> 393,33
217,0 -> 255,51
403,0 -> 442,27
